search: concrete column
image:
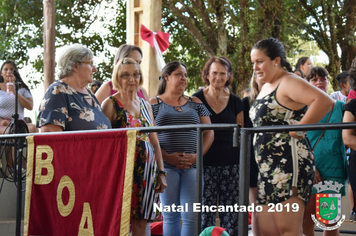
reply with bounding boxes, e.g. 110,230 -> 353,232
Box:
127,0 -> 162,97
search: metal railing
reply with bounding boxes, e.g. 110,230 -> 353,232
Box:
238,122 -> 356,236
1,122 -> 356,236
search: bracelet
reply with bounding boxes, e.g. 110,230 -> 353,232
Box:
158,170 -> 167,176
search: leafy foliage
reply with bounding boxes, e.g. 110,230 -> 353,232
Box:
161,0 -> 303,94
0,0 -> 126,88
274,0 -> 356,90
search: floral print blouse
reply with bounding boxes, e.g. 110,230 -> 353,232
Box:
37,81 -> 111,131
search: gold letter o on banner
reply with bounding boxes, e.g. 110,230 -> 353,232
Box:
57,175 -> 76,217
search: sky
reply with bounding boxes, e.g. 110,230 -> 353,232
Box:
19,51 -> 44,123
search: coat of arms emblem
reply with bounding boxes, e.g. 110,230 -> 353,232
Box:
311,181 -> 345,230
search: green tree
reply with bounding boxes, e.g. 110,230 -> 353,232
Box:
0,0 -> 126,88
161,0 -> 301,95
283,0 -> 356,90
162,0 -> 356,94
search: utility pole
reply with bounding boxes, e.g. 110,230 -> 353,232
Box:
43,0 -> 56,91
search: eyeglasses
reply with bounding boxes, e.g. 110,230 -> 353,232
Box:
81,60 -> 94,67
120,73 -> 141,80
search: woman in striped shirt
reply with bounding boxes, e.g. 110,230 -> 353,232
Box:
149,61 -> 214,236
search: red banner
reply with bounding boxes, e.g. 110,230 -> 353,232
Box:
24,130 -> 136,236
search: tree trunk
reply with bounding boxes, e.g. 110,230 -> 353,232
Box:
340,0 -> 356,71
43,0 -> 56,91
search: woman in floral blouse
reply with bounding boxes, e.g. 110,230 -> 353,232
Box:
249,38 -> 333,236
101,57 -> 166,236
37,44 -> 111,131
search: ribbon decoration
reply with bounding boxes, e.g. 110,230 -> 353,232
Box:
140,24 -> 170,71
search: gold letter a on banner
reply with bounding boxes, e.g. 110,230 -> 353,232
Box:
78,202 -> 94,236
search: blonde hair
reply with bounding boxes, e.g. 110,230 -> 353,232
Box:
113,44 -> 142,66
112,58 -> 143,90
248,72 -> 260,105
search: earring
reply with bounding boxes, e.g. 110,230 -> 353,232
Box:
275,64 -> 278,66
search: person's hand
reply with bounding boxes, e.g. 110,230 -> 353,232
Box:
6,82 -> 14,94
164,152 -> 196,169
289,131 -> 305,139
0,118 -> 10,126
176,152 -> 196,169
155,174 -> 167,193
314,168 -> 322,184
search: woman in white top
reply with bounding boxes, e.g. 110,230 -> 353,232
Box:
0,60 -> 37,133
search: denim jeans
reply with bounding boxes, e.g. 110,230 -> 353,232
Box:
160,167 -> 197,236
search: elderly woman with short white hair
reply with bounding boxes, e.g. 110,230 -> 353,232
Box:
37,44 -> 111,132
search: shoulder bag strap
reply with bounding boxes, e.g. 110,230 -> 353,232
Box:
312,101 -> 335,151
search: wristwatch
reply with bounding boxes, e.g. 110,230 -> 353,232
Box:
296,131 -> 304,137
158,170 -> 167,176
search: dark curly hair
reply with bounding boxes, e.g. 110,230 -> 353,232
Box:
305,66 -> 328,82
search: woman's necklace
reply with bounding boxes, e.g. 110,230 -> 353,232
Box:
212,94 -> 224,105
206,87 -> 226,106
162,94 -> 186,112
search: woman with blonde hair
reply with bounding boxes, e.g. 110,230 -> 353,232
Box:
102,58 -> 166,236
241,72 -> 263,235
95,44 -> 148,104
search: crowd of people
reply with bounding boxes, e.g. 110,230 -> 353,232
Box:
2,38 -> 356,236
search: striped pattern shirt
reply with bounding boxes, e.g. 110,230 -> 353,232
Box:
151,97 -> 210,168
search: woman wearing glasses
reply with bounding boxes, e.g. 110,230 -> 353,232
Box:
102,58 -> 166,236
37,44 -> 111,132
95,44 -> 149,104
